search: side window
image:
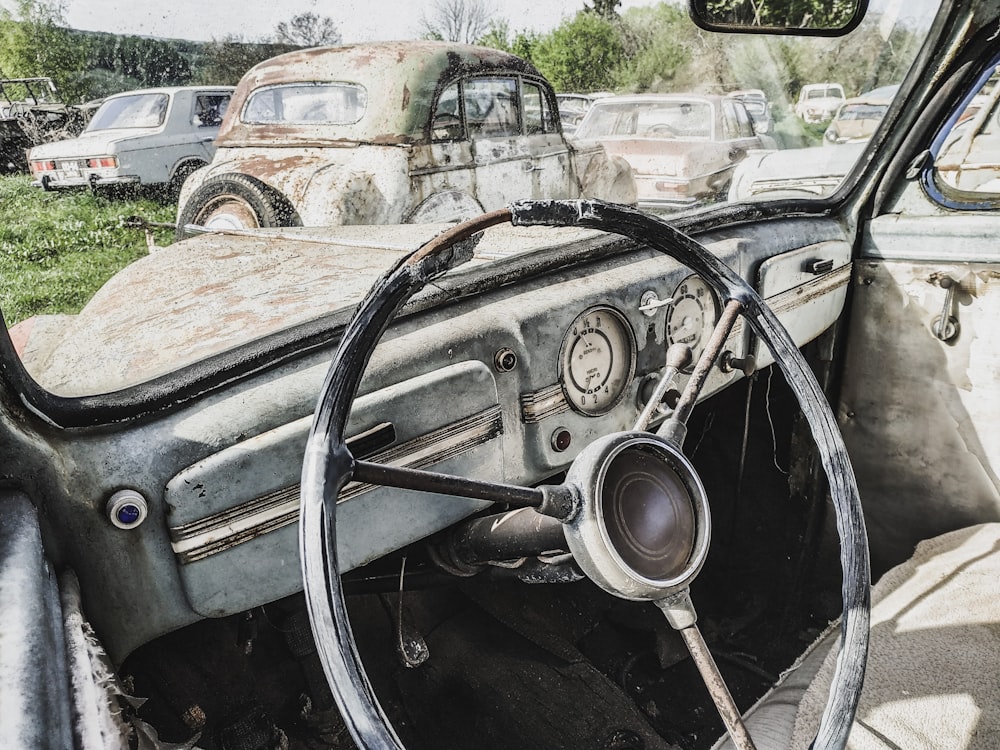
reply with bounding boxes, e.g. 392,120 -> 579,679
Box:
732,101 -> 754,137
431,83 -> 463,141
522,82 -> 552,135
193,94 -> 231,128
721,101 -> 740,140
465,77 -> 519,138
932,65 -> 1000,199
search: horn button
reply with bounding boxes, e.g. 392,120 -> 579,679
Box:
563,432 -> 711,601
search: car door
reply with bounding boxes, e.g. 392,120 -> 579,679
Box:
463,75 -> 538,208
835,61 -> 1000,576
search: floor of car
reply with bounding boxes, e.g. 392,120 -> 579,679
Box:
122,360 -> 843,750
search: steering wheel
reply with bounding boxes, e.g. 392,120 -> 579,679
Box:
299,200 -> 870,750
647,123 -> 678,137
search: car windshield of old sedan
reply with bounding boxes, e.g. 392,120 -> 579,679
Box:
576,99 -> 714,140
242,83 -> 368,125
86,92 -> 168,130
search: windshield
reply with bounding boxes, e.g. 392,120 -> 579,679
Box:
576,99 -> 714,140
242,83 -> 367,124
1,0 -> 942,398
86,93 -> 169,130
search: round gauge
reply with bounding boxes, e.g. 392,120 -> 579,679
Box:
666,275 -> 720,368
559,307 -> 636,416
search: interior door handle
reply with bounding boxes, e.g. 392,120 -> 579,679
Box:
931,275 -> 960,342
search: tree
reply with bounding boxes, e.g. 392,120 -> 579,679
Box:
195,36 -> 299,85
274,12 -> 341,47
531,12 -> 624,92
0,0 -> 89,102
420,0 -> 494,44
692,0 -> 859,29
475,19 -> 539,62
585,0 -> 622,20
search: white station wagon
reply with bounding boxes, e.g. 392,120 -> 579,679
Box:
28,85 -> 234,195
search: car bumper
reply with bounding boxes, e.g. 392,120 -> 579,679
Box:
32,173 -> 141,190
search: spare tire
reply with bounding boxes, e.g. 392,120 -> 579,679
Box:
176,174 -> 301,239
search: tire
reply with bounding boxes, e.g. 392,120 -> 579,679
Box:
175,174 -> 301,240
166,160 -> 205,201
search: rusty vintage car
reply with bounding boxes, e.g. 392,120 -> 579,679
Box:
0,77 -> 89,173
11,0 -> 1000,749
175,42 -> 634,234
572,94 -> 775,207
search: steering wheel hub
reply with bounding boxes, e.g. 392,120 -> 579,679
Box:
563,431 -> 711,601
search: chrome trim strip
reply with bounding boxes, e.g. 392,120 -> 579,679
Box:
766,262 -> 852,315
519,383 -> 569,423
170,405 -> 503,564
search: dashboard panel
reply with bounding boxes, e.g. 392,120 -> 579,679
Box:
158,231 -> 850,621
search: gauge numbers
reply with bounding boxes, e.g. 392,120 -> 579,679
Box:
666,275 -> 720,367
559,307 -> 636,416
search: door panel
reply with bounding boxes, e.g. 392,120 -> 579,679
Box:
838,215 -> 1000,575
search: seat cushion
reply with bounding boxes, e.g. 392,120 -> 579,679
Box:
715,523 -> 1000,749
792,522 -> 1000,749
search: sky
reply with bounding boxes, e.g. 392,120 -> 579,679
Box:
33,0 -> 661,44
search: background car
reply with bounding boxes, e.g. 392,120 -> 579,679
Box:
823,84 -> 899,144
27,85 -> 233,195
573,93 -> 775,206
794,82 -> 846,123
728,141 -> 866,200
0,77 -> 88,173
727,89 -> 773,134
175,43 -> 634,234
556,92 -> 612,134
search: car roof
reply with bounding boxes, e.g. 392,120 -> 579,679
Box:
217,41 -> 545,147
590,93 -> 723,106
843,84 -> 900,106
104,85 -> 234,98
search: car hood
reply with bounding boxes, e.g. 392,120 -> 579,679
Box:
28,128 -> 162,157
590,138 -> 731,178
16,222 -> 604,397
733,142 -> 866,198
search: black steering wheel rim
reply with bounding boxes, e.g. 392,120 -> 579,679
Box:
299,199 -> 870,750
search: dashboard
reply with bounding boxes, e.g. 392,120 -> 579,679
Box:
156,225 -> 852,623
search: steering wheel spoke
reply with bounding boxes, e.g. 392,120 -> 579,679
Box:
350,459 -> 546,509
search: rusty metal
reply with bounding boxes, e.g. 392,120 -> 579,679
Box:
680,625 -> 757,750
670,298 -> 743,429
351,460 -> 543,509
633,343 -> 691,431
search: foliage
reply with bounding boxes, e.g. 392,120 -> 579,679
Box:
531,12 -> 624,93
693,0 -> 860,29
420,0 -> 494,44
0,175 -> 174,325
274,12 -> 341,47
615,5 -> 691,92
0,0 -> 89,102
193,36 -> 299,86
475,20 -> 540,62
87,33 -> 193,91
585,0 -> 622,20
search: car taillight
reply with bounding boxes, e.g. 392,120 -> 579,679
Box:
87,156 -> 118,168
30,160 -> 56,173
655,181 -> 689,197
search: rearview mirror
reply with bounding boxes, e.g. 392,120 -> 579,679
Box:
689,0 -> 868,36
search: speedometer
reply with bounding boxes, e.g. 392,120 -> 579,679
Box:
559,307 -> 636,416
666,275 -> 720,368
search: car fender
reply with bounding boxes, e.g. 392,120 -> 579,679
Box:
573,144 -> 637,205
295,147 -> 412,225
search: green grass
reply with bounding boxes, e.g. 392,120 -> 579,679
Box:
0,175 -> 176,326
